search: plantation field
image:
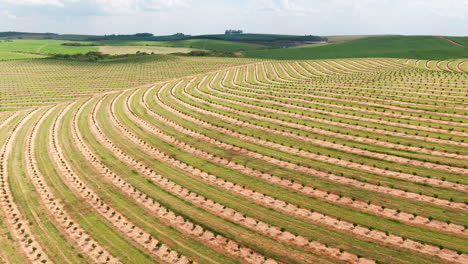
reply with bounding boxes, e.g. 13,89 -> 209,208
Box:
0,55 -> 467,264
244,36 -> 468,60
0,55 -> 257,111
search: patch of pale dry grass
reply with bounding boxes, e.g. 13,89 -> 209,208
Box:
99,46 -> 203,55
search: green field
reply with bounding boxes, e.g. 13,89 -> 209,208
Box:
0,51 -> 45,61
0,39 -> 98,57
1,36 -> 468,61
244,35 -> 468,60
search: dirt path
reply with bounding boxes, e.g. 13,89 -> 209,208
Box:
35,44 -> 48,54
435,36 -> 466,47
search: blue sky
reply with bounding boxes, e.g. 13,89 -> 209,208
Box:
0,0 -> 467,36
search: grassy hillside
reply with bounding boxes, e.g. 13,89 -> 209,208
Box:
0,39 -> 98,56
0,39 -> 263,60
325,35 -> 383,43
0,51 -> 46,61
2,35 -> 467,61
244,35 -> 468,60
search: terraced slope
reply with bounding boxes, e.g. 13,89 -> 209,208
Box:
0,58 -> 467,264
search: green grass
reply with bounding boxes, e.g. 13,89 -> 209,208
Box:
244,35 -> 468,60
0,40 -> 98,57
0,51 -> 45,61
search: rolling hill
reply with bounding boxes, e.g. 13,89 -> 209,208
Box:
244,35 -> 468,60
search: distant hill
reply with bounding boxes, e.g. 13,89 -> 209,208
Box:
244,35 -> 468,60
193,33 -> 324,41
0,31 -> 103,41
0,31 -> 325,46
2,33 -> 467,61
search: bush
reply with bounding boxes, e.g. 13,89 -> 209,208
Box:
50,51 -> 153,61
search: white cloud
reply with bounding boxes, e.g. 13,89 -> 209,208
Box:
251,0 -> 317,16
2,9 -> 16,18
0,0 -> 467,35
0,0 -> 191,12
0,0 -> 66,7
93,0 -> 191,13
408,0 -> 468,19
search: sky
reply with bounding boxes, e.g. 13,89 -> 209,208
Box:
0,0 -> 467,36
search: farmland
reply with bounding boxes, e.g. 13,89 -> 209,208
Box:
0,43 -> 467,264
2,36 -> 468,61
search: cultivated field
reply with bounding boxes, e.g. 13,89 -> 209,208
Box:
0,57 -> 467,264
0,55 -> 256,111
